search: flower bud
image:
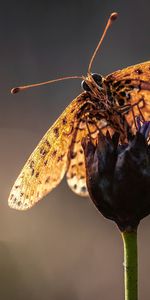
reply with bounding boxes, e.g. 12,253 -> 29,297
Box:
82,122 -> 150,232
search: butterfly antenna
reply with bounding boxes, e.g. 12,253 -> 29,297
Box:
11,75 -> 83,94
88,12 -> 118,74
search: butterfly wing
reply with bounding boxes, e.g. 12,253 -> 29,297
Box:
66,114 -> 110,196
66,119 -> 89,197
8,93 -> 87,210
105,61 -> 150,132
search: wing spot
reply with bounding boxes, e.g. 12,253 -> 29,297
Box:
74,184 -> 77,190
40,148 -> 48,156
29,160 -> 34,168
45,176 -> 50,183
113,81 -> 121,88
135,68 -> 143,74
44,160 -> 48,166
78,162 -> 83,166
70,173 -> 76,178
70,151 -> 77,159
52,150 -> 57,157
62,117 -> 67,125
10,194 -> 14,200
71,164 -> 76,168
81,186 -> 87,193
53,127 -> 59,138
45,140 -> 51,148
125,79 -> 131,85
15,185 -> 19,189
31,169 -> 34,176
57,154 -> 65,162
35,172 -> 39,178
120,91 -> 126,97
13,197 -> 17,203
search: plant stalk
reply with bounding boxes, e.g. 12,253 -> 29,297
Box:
121,230 -> 138,300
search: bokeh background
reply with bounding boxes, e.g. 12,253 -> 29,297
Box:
0,0 -> 150,299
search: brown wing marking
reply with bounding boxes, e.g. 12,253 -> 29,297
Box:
106,61 -> 150,133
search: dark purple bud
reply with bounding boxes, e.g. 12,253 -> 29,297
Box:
82,123 -> 150,232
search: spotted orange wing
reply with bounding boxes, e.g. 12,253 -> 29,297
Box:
8,93 -> 87,210
105,61 -> 150,132
66,119 -> 88,197
66,115 -> 110,196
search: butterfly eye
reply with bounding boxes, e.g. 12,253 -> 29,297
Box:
92,73 -> 102,86
81,80 -> 91,92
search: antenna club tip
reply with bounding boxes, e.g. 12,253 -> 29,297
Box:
110,12 -> 118,22
11,87 -> 20,94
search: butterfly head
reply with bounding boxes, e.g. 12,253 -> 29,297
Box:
81,73 -> 105,97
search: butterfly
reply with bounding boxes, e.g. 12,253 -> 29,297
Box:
8,12 -> 150,210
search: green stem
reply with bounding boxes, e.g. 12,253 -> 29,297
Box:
121,230 -> 138,300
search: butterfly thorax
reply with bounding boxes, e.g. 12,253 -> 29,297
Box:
81,73 -> 128,142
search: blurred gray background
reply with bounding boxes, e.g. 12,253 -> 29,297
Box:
0,0 -> 150,299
